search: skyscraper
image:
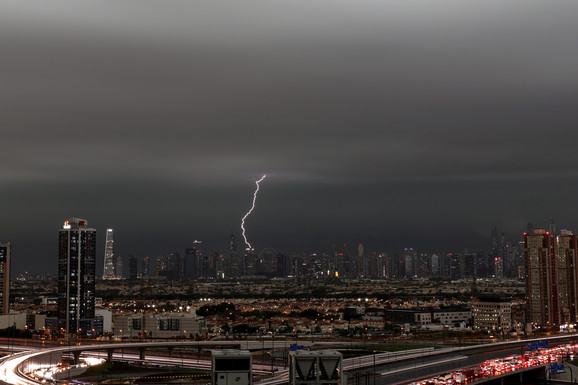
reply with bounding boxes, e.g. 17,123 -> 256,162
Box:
103,229 -> 115,278
58,218 -> 96,334
115,255 -> 123,278
142,256 -> 150,277
0,243 -> 10,315
227,231 -> 241,279
128,255 -> 138,281
185,240 -> 202,280
525,228 -> 578,326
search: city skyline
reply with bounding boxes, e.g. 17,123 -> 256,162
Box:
3,1 -> 578,274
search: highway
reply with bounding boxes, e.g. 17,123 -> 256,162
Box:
1,335 -> 577,385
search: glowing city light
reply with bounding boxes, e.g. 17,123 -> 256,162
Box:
241,174 -> 267,250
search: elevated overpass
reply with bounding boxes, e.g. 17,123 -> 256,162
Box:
1,334 -> 577,385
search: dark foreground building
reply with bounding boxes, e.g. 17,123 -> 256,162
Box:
58,218 -> 96,334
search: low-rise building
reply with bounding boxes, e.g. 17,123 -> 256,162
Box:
113,312 -> 205,338
472,294 -> 512,331
433,306 -> 471,326
386,306 -> 471,328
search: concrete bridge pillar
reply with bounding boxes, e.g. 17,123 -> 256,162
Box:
72,351 -> 82,365
139,347 -> 146,360
106,348 -> 115,362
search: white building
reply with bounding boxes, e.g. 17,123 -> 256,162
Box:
113,312 -> 205,338
472,294 -> 512,331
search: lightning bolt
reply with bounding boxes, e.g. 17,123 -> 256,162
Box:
241,174 -> 267,250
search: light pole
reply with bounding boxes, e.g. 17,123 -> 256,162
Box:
182,330 -> 186,367
372,350 -> 376,385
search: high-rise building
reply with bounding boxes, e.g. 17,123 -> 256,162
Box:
58,218 -> 96,334
554,230 -> 578,324
142,256 -> 150,277
128,255 -> 138,281
227,231 -> 241,279
431,254 -> 439,276
103,229 -> 115,278
229,228 -> 237,252
185,248 -> 198,279
185,240 -> 202,280
525,227 -> 578,326
115,255 -> 123,278
0,243 -> 10,315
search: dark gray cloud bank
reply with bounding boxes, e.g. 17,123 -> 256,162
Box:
1,0 -> 578,274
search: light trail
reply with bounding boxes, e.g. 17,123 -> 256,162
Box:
241,174 -> 266,250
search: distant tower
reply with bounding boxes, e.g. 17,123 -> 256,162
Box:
229,227 -> 237,252
549,217 -> 556,234
141,256 -> 151,277
0,243 -> 10,315
185,248 -> 197,280
358,244 -> 364,257
128,255 -> 138,280
431,254 -> 439,275
115,255 -> 123,278
490,226 -> 503,278
227,229 -> 242,279
58,218 -> 96,334
103,229 -> 115,278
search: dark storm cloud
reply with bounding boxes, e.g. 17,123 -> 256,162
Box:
2,0 -> 578,273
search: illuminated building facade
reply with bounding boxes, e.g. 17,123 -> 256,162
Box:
0,243 -> 10,315
58,218 -> 96,334
472,294 -> 512,331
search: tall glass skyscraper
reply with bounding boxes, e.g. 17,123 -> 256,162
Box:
58,218 -> 96,334
103,228 -> 115,278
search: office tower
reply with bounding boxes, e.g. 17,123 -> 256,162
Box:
276,253 -> 288,277
227,231 -> 241,279
244,249 -> 258,276
448,253 -> 462,279
214,253 -> 225,280
524,228 -> 578,326
142,256 -> 150,277
431,254 -> 439,276
185,240 -> 202,280
356,244 -> 366,278
115,255 -> 123,278
463,250 -> 476,277
103,229 -> 115,278
260,249 -> 276,277
128,255 -> 138,280
193,240 -> 202,279
58,218 -> 96,334
490,226 -> 503,278
403,248 -> 416,278
229,228 -> 237,252
185,248 -> 198,279
163,252 -> 183,280
0,243 -> 10,315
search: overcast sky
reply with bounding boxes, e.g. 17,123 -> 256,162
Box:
2,0 -> 578,275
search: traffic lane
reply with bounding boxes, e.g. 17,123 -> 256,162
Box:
372,346 -> 525,384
